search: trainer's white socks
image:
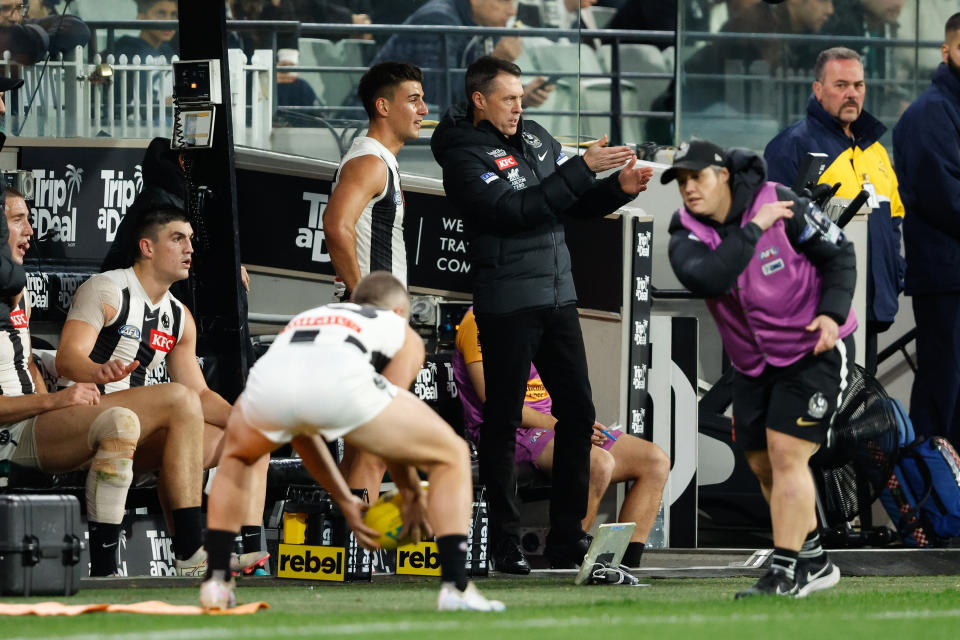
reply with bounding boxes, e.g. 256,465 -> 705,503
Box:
437,582 -> 506,612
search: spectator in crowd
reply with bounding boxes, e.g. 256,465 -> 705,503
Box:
648,0 -> 834,143
824,0 -> 909,117
0,0 -> 89,64
453,306 -> 669,568
111,0 -> 177,60
893,13 -> 960,449
254,0 -> 373,53
764,47 -> 905,373
605,0 -> 676,48
665,140 -> 854,598
431,56 -> 653,573
275,49 -> 322,110
372,0 -> 553,110
895,0 -> 955,79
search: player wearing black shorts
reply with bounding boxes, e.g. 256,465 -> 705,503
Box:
665,141 -> 857,598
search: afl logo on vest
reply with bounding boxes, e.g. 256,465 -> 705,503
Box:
149,329 -> 177,353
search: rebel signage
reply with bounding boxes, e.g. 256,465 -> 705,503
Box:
20,146 -> 147,268
396,541 -> 442,576
276,543 -> 346,581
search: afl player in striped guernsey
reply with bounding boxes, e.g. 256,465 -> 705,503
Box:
0,188 -> 210,576
324,62 -> 426,505
55,207 -> 269,575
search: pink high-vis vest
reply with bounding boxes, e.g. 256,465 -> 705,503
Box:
679,182 -> 857,376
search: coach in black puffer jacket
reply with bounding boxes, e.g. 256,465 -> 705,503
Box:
431,96 -> 636,316
431,56 -> 653,574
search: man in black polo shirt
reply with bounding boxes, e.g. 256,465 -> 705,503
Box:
431,55 -> 654,573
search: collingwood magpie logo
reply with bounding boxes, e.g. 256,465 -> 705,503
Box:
161,312 -> 171,330
522,132 -> 543,148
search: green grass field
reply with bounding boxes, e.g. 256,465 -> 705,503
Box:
6,576 -> 960,640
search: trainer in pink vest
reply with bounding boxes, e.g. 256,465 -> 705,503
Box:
679,182 -> 858,376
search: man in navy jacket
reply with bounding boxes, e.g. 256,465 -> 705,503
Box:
893,12 -> 960,449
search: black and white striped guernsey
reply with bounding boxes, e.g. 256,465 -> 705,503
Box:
0,299 -> 34,397
332,136 -> 407,283
79,268 -> 185,393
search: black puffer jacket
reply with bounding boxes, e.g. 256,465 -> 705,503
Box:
431,104 -> 636,315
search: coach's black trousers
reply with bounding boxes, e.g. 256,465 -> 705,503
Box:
474,304 -> 593,545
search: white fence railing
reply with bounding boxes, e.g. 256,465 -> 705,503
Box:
0,46 -> 273,145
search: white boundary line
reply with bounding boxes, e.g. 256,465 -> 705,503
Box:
11,608 -> 960,640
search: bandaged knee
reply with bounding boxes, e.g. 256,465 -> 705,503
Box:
86,407 -> 140,524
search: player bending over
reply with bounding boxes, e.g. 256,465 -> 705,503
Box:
200,271 -> 504,612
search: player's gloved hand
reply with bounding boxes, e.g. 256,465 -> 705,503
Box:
399,486 -> 433,544
340,493 -> 382,551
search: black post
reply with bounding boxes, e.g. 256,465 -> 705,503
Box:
610,40 -> 622,146
176,1 -> 248,401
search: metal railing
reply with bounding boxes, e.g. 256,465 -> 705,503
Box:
0,45 -> 273,144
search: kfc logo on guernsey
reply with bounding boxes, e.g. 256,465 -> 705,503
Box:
9,309 -> 27,329
98,166 -> 144,242
149,329 -> 177,353
496,156 -> 518,171
32,165 -> 83,243
295,192 -> 332,263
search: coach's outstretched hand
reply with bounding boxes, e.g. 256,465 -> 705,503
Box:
341,494 -> 382,551
583,135 -> 635,173
618,158 -> 654,195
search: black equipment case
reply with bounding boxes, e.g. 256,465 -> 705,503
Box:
0,494 -> 84,596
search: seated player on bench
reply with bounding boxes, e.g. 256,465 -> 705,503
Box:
0,187 -> 211,577
453,306 -> 670,569
54,206 -> 268,575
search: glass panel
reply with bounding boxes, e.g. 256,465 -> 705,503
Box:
675,0 -> 949,153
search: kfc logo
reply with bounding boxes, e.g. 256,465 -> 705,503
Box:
149,329 -> 176,353
9,309 -> 27,329
496,156 -> 518,171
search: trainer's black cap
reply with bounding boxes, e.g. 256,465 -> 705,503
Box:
0,77 -> 23,92
660,140 -> 726,184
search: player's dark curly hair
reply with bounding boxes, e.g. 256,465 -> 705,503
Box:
358,62 -> 424,120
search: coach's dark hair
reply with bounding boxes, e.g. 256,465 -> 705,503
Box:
132,207 -> 190,261
814,47 -> 861,83
465,55 -> 521,100
947,12 -> 960,38
358,62 -> 424,120
351,271 -> 410,316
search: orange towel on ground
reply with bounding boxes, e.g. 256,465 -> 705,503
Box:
0,601 -> 269,616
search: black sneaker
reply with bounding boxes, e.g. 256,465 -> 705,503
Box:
544,534 -> 592,569
795,555 -> 840,597
492,537 -> 531,575
734,567 -> 798,599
